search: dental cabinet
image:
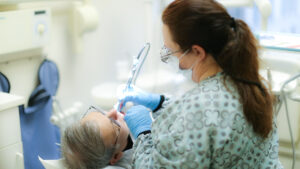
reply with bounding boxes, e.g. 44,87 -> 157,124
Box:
0,92 -> 25,169
0,7 -> 50,105
0,8 -> 51,169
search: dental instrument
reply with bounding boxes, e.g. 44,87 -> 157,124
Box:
279,72 -> 300,169
126,43 -> 150,89
116,43 -> 151,112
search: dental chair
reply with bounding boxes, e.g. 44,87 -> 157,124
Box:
39,149 -> 133,169
39,158 -> 126,169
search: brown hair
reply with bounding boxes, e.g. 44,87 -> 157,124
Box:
162,0 -> 273,138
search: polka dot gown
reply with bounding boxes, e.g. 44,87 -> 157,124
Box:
131,72 -> 283,169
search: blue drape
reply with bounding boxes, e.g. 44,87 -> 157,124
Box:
20,59 -> 61,169
0,72 -> 10,93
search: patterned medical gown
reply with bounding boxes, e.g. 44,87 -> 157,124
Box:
131,72 -> 283,169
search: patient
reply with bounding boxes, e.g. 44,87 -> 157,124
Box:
61,106 -> 133,169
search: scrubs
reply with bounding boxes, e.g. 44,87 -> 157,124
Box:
131,72 -> 283,169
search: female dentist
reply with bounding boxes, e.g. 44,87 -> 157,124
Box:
120,0 -> 283,168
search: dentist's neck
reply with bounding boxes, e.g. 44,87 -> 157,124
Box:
192,56 -> 222,83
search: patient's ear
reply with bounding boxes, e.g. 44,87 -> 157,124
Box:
110,152 -> 123,165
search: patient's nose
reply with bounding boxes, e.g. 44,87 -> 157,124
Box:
107,109 -> 118,120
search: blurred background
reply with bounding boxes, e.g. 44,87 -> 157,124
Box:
0,0 -> 300,168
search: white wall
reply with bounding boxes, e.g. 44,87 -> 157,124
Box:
46,0 -> 164,109
0,0 -> 176,109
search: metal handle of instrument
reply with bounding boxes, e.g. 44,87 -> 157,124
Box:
126,43 -> 150,88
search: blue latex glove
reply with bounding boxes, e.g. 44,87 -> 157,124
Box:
124,105 -> 152,139
118,85 -> 161,112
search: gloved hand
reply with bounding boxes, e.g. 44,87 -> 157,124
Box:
124,105 -> 152,139
117,85 -> 161,112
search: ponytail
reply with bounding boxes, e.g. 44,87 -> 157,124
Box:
217,19 -> 273,138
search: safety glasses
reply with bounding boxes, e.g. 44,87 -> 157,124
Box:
160,45 -> 180,63
82,106 -> 121,146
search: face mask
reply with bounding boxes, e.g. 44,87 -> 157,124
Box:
166,50 -> 196,81
179,65 -> 195,81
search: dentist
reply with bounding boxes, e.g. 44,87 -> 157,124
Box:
120,0 -> 283,168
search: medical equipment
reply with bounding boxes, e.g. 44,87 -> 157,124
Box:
0,8 -> 50,58
116,43 -> 150,111
258,31 -> 300,169
126,43 -> 150,89
278,72 -> 300,169
72,1 -> 99,53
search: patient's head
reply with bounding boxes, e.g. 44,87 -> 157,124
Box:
61,106 -> 129,169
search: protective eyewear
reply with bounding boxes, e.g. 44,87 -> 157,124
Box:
160,45 -> 180,63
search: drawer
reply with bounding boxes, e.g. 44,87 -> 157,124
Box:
0,142 -> 24,169
0,106 -> 22,149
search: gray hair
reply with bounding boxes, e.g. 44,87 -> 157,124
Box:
61,120 -> 115,169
